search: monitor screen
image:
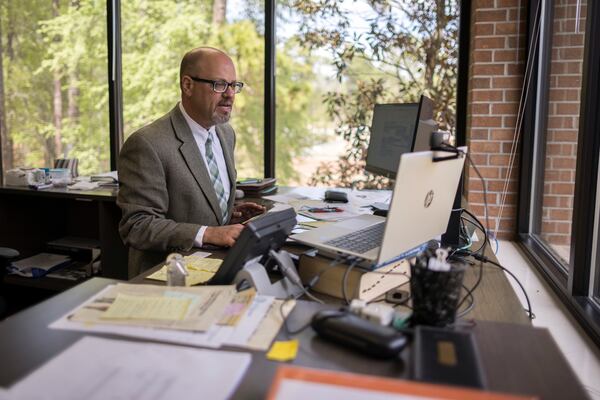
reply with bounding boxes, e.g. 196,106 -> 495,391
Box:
365,95 -> 435,179
210,207 -> 297,284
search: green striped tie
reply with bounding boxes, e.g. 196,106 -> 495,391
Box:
205,133 -> 229,221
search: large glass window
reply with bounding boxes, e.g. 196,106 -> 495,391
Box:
121,0 -> 264,179
0,0 -> 109,175
275,1 -> 459,187
533,0 -> 586,269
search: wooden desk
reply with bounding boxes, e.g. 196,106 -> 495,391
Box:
0,278 -> 588,399
0,186 -> 128,281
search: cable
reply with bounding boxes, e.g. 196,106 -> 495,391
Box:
279,296 -> 313,337
471,254 -> 534,320
342,257 -> 361,305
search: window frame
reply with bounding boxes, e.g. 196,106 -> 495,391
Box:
518,0 -> 600,346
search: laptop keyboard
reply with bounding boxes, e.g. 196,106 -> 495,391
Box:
324,222 -> 385,254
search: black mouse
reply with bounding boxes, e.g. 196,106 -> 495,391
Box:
324,190 -> 348,203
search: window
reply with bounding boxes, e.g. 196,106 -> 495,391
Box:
531,0 -> 586,269
520,0 -> 600,345
275,1 -> 459,187
121,0 -> 264,178
0,1 -> 109,175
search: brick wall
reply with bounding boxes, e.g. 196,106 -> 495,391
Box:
467,0 -> 585,249
540,0 -> 585,250
467,0 -> 527,239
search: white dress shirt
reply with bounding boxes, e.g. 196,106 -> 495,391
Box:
178,102 -> 231,247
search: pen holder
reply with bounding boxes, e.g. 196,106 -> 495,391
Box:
409,253 -> 466,327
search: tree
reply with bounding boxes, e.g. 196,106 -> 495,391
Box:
289,0 -> 459,189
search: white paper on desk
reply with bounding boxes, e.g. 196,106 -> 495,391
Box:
49,285 -> 224,348
222,295 -> 275,347
274,379 -> 424,400
9,336 -> 251,400
0,387 -> 11,400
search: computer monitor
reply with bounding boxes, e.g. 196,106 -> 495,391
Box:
210,207 -> 297,284
365,95 -> 437,179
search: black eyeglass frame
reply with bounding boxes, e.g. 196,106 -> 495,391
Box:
188,76 -> 244,93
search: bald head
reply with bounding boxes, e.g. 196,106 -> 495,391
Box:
180,47 -> 232,91
179,47 -> 238,129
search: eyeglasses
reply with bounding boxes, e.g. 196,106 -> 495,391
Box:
188,76 -> 244,93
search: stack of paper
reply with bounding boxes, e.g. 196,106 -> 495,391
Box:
51,283 -> 295,351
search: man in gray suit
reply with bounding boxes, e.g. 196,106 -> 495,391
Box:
117,47 -> 264,275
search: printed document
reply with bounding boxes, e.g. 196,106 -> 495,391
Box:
9,336 -> 251,400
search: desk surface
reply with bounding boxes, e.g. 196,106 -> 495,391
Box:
0,185 -> 117,201
0,277 -> 588,399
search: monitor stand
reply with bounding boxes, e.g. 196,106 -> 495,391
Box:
233,250 -> 304,299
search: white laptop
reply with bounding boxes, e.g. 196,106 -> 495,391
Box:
290,148 -> 467,268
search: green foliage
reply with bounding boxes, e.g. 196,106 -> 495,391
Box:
1,0 -> 323,181
291,0 -> 459,188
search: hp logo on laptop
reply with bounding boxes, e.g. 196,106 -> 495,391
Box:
424,190 -> 434,208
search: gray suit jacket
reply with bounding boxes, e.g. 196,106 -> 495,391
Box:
117,105 -> 237,276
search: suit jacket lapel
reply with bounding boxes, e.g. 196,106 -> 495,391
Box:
170,106 -> 223,224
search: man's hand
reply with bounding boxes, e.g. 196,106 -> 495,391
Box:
229,202 -> 266,224
203,224 -> 244,247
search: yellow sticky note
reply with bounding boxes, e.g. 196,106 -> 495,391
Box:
101,293 -> 191,321
266,340 -> 299,362
146,258 -> 223,286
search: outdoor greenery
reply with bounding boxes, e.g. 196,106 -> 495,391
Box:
0,0 -> 458,184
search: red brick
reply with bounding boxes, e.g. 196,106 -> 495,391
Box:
471,116 -> 502,127
471,90 -> 503,101
490,129 -> 516,140
556,75 -> 582,88
474,23 -> 495,35
475,9 -> 508,22
492,76 -> 522,89
472,50 -> 493,62
551,182 -> 575,195
470,141 -> 501,153
471,103 -> 491,114
556,102 -> 580,115
472,63 -> 506,75
474,0 -> 495,8
493,50 -> 518,62
506,63 -> 524,75
560,46 -> 584,61
475,37 -> 507,49
549,208 -> 573,221
504,89 -> 523,101
551,157 -> 577,169
490,154 -> 510,165
502,116 -> 517,128
472,77 -> 491,89
497,0 -> 522,7
469,128 -> 491,140
552,130 -> 578,141
491,103 -> 518,114
496,22 -> 518,35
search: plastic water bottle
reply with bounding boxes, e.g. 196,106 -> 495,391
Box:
166,253 -> 188,286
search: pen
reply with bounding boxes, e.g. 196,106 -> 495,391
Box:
306,207 -> 343,213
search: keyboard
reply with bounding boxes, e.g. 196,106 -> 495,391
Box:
324,222 -> 385,254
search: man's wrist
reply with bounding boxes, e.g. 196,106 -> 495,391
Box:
194,226 -> 208,247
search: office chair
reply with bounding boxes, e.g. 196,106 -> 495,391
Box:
0,247 -> 20,318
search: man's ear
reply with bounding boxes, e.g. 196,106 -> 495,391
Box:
181,76 -> 193,96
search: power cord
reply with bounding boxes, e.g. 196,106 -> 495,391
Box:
470,253 -> 534,320
342,257 -> 361,305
